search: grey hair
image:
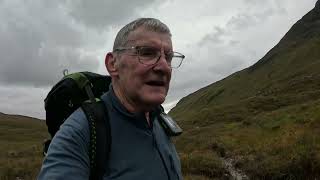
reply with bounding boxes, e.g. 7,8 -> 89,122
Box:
113,18 -> 171,51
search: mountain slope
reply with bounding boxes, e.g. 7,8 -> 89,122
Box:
171,1 -> 320,179
0,113 -> 48,179
171,1 -> 320,126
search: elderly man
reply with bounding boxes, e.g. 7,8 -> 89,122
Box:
38,18 -> 185,180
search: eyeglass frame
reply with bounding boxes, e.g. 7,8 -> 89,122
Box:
113,46 -> 185,68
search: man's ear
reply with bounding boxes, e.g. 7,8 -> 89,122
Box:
105,52 -> 118,76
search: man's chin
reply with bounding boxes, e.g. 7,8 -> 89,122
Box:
143,95 -> 166,107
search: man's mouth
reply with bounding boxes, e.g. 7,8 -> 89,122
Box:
146,80 -> 165,86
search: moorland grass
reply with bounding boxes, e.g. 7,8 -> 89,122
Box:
0,115 -> 48,180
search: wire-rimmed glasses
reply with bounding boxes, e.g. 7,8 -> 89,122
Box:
114,46 -> 185,68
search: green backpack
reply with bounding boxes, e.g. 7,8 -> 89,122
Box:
44,71 -> 111,180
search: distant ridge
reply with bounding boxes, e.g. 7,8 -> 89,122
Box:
0,112 -> 43,121
0,111 -> 47,180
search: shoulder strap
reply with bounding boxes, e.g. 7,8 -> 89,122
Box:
82,100 -> 111,180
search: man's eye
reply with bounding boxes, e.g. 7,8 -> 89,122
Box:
138,47 -> 158,58
165,53 -> 173,62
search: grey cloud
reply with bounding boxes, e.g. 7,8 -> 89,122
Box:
165,51 -> 237,106
0,85 -> 48,119
192,0 -> 292,85
198,26 -> 228,46
168,19 -> 255,105
65,0 -> 163,30
0,42 -> 99,87
227,2 -> 287,30
0,0 -> 171,87
0,0 -> 103,87
170,56 -> 225,92
227,13 -> 256,30
243,0 -> 267,6
208,55 -> 245,75
243,0 -> 287,15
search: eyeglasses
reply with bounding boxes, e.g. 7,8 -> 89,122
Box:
114,46 -> 185,68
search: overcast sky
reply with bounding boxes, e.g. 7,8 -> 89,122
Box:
0,0 -> 317,119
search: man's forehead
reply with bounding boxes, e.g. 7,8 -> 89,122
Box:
125,38 -> 171,46
126,27 -> 172,46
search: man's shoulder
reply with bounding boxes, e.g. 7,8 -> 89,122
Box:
61,94 -> 112,139
38,108 -> 91,180
62,107 -> 89,135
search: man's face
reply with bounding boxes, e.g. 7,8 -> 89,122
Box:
114,27 -> 172,110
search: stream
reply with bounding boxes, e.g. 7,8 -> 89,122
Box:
221,157 -> 249,180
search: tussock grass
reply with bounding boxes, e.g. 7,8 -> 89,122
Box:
180,151 -> 226,178
0,114 -> 48,180
173,99 -> 320,179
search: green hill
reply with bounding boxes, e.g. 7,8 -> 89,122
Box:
0,113 -> 48,180
171,1 -> 320,179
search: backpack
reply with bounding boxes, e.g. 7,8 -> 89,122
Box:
44,71 -> 111,180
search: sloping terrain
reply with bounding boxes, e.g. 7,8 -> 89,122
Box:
171,1 -> 320,179
0,112 -> 48,180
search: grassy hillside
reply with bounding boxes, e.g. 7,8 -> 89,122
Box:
0,113 -> 48,180
171,2 -> 320,179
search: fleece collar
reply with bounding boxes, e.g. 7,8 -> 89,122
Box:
102,85 -> 162,130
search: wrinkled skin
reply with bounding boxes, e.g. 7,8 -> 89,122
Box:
105,27 -> 172,113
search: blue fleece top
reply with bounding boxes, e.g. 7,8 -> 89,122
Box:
38,87 -> 182,180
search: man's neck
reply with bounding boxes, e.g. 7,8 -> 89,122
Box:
113,85 -> 152,126
112,83 -> 149,113
113,87 -> 136,112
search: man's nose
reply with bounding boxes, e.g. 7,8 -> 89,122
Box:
153,53 -> 171,71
